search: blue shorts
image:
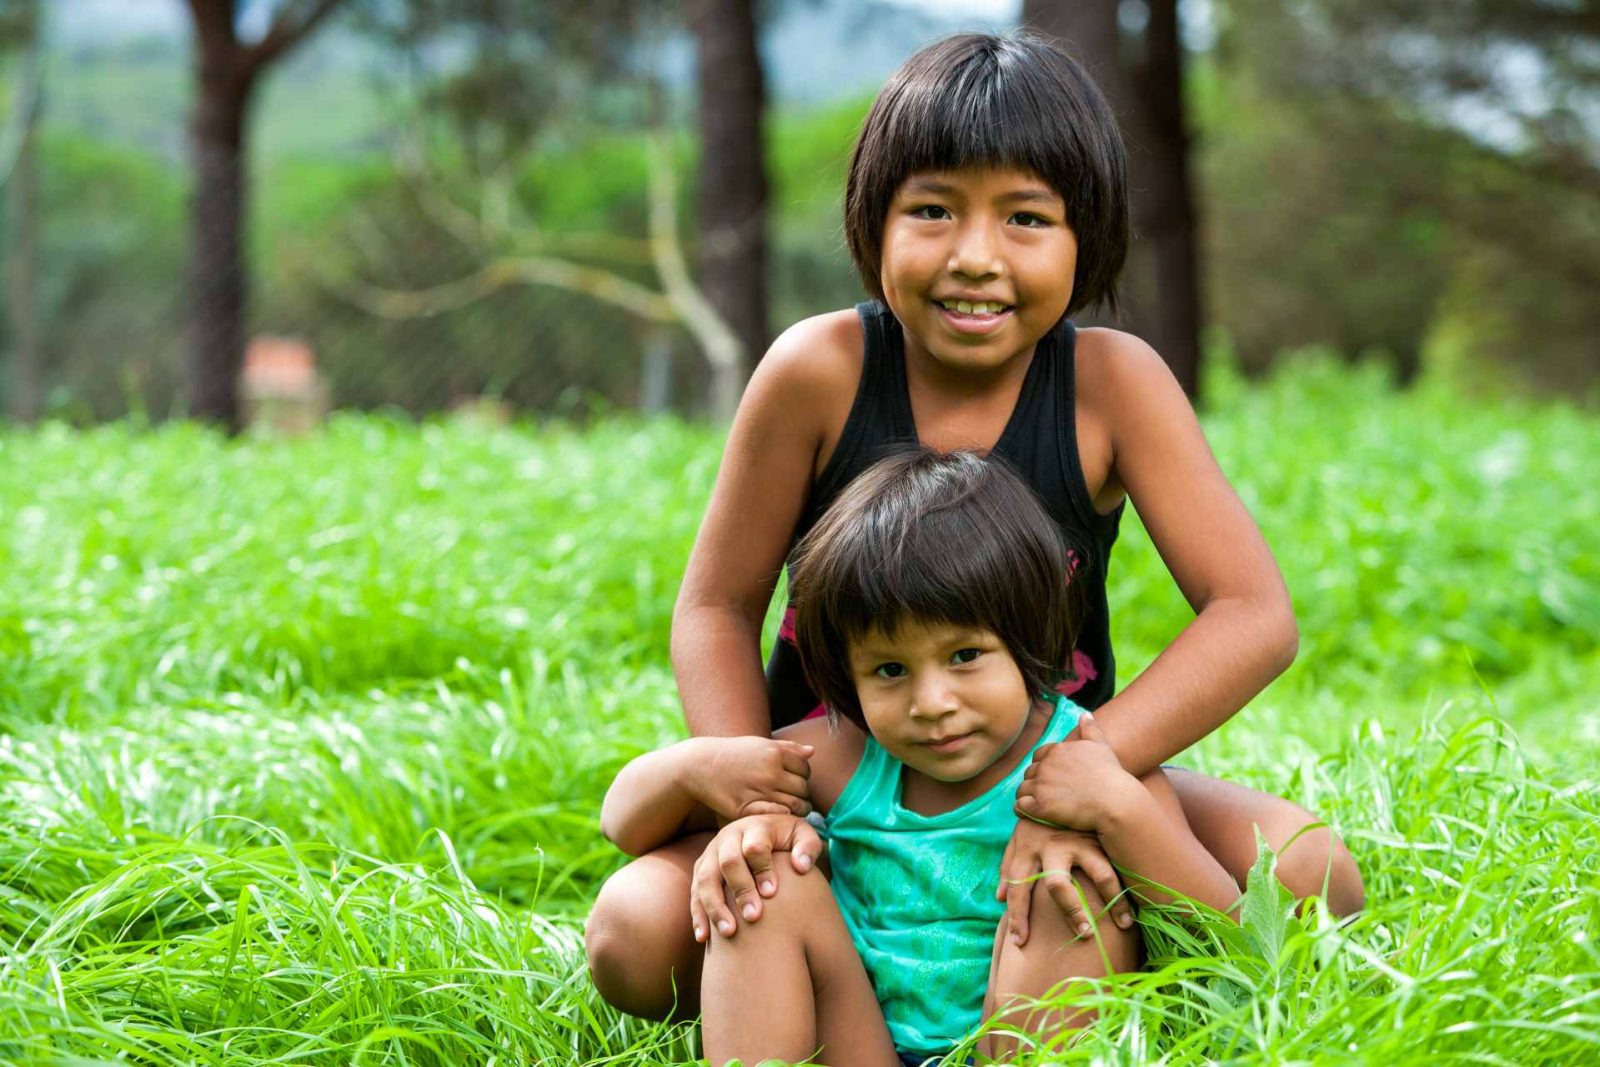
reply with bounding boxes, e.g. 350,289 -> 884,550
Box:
899,1053 -> 972,1067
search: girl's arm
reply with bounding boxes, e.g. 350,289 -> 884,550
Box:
1079,331 -> 1298,776
600,736 -> 816,856
600,740 -> 717,857
1017,714 -> 1239,915
672,314 -> 858,738
1095,770 -> 1240,916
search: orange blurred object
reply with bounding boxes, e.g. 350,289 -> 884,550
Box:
240,336 -> 328,435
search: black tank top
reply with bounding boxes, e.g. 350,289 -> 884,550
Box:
764,300 -> 1125,729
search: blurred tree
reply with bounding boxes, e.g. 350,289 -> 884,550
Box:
0,0 -> 40,423
334,0 -> 749,418
1209,0 -> 1600,389
688,0 -> 769,374
1021,0 -> 1203,397
181,0 -> 350,430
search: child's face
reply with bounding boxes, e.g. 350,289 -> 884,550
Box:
847,618 -> 1042,787
879,166 -> 1078,374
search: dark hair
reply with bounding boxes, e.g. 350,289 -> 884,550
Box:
789,449 -> 1081,730
844,32 -> 1129,317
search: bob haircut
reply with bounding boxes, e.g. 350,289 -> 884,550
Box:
789,448 -> 1081,731
844,32 -> 1129,317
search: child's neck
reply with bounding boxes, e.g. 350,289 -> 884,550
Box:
899,327 -> 1043,454
898,699 -> 1054,818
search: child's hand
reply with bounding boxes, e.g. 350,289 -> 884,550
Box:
995,819 -> 1132,944
689,813 -> 825,944
1014,712 -> 1139,832
688,737 -> 815,823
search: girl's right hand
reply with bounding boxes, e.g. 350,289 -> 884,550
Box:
689,736 -> 815,822
689,813 -> 826,943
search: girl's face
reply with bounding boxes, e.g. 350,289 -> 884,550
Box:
879,166 -> 1078,375
848,618 -> 1047,792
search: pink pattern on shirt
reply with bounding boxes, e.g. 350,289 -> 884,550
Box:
1054,649 -> 1098,697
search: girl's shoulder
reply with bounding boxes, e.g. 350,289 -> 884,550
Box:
775,712 -> 868,817
1070,325 -> 1178,418
748,308 -> 868,480
753,308 -> 863,403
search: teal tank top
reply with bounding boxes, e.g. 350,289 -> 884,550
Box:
819,694 -> 1083,1054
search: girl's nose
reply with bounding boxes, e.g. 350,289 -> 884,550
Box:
909,675 -> 960,719
947,220 -> 1002,278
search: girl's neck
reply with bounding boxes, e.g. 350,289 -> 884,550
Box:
900,325 -> 1040,398
898,699 -> 1054,818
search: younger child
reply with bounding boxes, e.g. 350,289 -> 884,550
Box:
601,450 -> 1241,1066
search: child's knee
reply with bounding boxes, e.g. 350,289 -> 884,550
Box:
586,865 -> 694,1017
1275,823 -> 1365,916
1030,875 -> 1137,959
711,859 -> 834,942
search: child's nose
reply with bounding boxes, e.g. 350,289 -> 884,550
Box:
947,219 -> 1002,278
910,675 -> 961,718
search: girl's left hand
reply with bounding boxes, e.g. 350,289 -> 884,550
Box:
1015,712 -> 1137,830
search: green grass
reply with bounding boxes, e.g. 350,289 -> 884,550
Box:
1,357 -> 1598,1064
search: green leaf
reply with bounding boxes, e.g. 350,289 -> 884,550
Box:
1240,825 -> 1295,966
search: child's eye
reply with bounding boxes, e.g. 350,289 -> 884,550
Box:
952,648 -> 982,665
910,205 -> 951,221
875,662 -> 907,679
1011,212 -> 1048,227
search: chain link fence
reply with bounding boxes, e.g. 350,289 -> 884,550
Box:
0,26 -> 797,427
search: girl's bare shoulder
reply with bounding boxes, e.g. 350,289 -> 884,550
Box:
775,712 -> 867,817
1070,326 -> 1177,413
749,308 -> 865,476
755,309 -> 862,393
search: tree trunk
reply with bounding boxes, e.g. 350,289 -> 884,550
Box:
182,0 -> 346,430
1021,0 -> 1203,398
187,44 -> 255,429
4,5 -> 41,424
688,0 -> 768,394
1135,0 -> 1202,397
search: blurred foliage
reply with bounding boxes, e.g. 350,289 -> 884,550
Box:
2,1 -> 1597,420
1202,0 -> 1600,394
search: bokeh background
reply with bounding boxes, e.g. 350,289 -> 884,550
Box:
3,4 -> 1600,1064
3,0 -> 1596,427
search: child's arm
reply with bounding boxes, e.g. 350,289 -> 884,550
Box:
672,315 -> 858,738
1018,713 -> 1240,916
1079,332 -> 1298,775
600,736 -> 816,857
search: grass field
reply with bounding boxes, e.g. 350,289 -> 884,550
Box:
2,358 -> 1598,1064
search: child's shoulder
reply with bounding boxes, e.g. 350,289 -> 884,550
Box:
775,713 -> 868,817
1071,326 -> 1195,438
1072,326 -> 1179,405
752,308 -> 863,394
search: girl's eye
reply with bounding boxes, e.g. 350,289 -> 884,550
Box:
1011,212 -> 1047,227
952,648 -> 981,665
875,662 -> 907,679
910,205 -> 951,221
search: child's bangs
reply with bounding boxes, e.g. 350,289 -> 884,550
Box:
889,65 -> 1063,190
823,501 -> 1010,647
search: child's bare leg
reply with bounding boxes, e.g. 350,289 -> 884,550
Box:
701,860 -> 898,1067
1165,769 -> 1365,916
584,833 -> 709,1020
978,876 -> 1141,1060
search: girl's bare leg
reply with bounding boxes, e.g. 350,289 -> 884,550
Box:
978,877 -> 1142,1060
701,860 -> 899,1067
1165,769 -> 1365,916
584,833 -> 710,1020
